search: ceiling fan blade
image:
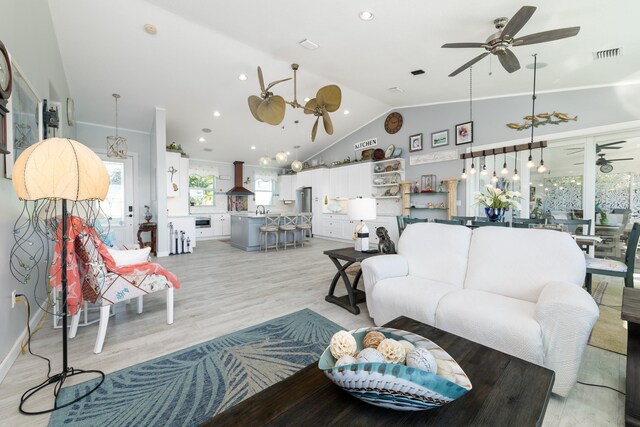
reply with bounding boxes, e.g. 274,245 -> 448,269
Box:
317,85 -> 342,112
257,95 -> 286,125
602,146 -> 622,149
248,95 -> 264,122
304,98 -> 318,114
513,27 -> 580,46
265,77 -> 292,92
441,42 -> 486,48
599,140 -> 626,147
608,158 -> 634,162
322,109 -> 334,135
574,162 -> 584,165
257,66 -> 265,92
311,117 -> 319,142
448,52 -> 490,77
501,6 -> 536,40
498,48 -> 520,73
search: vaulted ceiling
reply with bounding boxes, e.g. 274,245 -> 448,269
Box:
48,0 -> 640,165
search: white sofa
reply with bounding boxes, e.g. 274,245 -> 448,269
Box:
361,222 -> 599,396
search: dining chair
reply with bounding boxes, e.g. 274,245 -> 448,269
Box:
551,219 -> 592,236
404,218 -> 429,225
584,222 -> 640,294
513,218 -> 546,225
471,220 -> 508,227
396,215 -> 409,236
279,215 -> 298,249
296,212 -> 313,247
260,214 -> 281,252
452,216 -> 475,225
434,219 -> 464,225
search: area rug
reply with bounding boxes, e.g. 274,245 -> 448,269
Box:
588,279 -> 627,355
48,309 -> 342,426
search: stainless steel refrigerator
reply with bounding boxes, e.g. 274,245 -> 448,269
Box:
298,187 -> 312,215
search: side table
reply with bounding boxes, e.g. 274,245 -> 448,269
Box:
323,247 -> 382,315
622,287 -> 640,426
137,222 -> 157,256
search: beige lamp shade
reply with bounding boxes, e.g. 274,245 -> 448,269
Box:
12,138 -> 109,201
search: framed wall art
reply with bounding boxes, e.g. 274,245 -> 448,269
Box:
409,133 -> 423,152
5,61 -> 42,178
431,129 -> 448,148
455,121 -> 473,145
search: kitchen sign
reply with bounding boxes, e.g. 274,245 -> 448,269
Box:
354,138 -> 377,151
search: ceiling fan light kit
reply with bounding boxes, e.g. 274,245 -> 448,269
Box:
247,64 -> 342,142
442,5 -> 580,77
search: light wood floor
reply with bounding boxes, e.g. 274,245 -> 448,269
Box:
0,238 -> 626,426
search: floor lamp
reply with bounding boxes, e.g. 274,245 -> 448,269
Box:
12,138 -> 109,414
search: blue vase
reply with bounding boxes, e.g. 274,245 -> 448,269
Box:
485,207 -> 505,222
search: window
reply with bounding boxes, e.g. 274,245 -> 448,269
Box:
189,173 -> 215,206
101,161 -> 125,226
254,178 -> 274,205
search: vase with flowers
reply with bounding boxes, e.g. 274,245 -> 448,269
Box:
474,184 -> 523,222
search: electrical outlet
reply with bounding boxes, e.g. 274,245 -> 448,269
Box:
11,290 -> 17,308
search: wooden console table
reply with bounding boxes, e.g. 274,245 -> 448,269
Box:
622,287 -> 640,426
137,222 -> 157,256
323,247 -> 381,315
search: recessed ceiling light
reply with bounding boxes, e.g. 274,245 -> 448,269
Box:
198,137 -> 205,142
213,111 -> 221,117
343,110 -> 350,115
286,151 -> 290,155
238,73 -> 248,81
202,128 -> 212,133
143,24 -> 157,35
303,97 -> 310,103
359,11 -> 374,21
299,39 -> 319,50
251,146 -> 256,150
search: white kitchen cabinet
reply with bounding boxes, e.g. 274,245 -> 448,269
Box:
213,213 -> 231,236
329,167 -> 348,199
278,175 -> 296,201
296,170 -> 312,188
348,162 -> 372,198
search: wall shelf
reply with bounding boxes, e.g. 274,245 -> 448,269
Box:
410,207 -> 448,210
411,192 -> 448,195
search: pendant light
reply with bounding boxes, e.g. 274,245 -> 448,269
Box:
106,94 -> 127,158
462,67 -> 475,178
501,149 -> 509,175
491,155 -> 498,183
291,145 -> 303,172
512,150 -> 520,181
538,146 -> 547,173
527,143 -> 535,168
275,151 -> 288,165
480,151 -> 488,176
529,54 -> 546,173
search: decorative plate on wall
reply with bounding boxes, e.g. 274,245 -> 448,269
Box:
384,112 -> 403,134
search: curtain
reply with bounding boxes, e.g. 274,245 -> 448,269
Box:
254,169 -> 278,182
190,165 -> 219,177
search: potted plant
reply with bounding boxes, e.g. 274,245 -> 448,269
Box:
474,184 -> 523,222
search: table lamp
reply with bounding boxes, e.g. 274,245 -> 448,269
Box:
12,138 -> 109,414
348,197 -> 376,251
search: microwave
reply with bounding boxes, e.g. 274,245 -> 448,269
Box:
195,216 -> 211,229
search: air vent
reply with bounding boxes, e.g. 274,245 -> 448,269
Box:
593,48 -> 622,60
203,148 -> 213,152
388,87 -> 404,93
411,69 -> 425,75
299,39 -> 319,50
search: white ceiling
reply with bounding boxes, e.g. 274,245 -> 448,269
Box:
47,0 -> 640,165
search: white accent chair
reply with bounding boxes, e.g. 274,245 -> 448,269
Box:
361,223 -> 599,397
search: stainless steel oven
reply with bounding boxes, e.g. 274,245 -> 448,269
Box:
195,216 -> 211,229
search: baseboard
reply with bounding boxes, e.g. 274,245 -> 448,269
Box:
0,305 -> 44,384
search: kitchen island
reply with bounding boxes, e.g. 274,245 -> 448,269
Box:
230,213 -> 265,251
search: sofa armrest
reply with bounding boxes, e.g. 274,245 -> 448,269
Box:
361,255 -> 409,319
534,281 -> 599,396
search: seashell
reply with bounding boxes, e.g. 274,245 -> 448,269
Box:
377,338 -> 406,364
363,331 -> 385,349
356,348 -> 385,364
335,355 -> 358,367
329,331 -> 357,360
406,348 -> 438,373
397,340 -> 415,353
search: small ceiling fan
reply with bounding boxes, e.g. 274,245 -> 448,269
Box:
247,64 -> 342,141
565,140 -> 626,154
574,153 -> 634,173
442,6 -> 580,77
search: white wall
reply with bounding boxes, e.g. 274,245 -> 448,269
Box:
0,0 -> 74,375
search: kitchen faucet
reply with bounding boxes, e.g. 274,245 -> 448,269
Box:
256,205 -> 266,214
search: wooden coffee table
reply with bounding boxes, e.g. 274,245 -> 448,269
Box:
208,316 -> 554,426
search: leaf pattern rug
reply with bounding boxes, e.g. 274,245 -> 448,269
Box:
48,309 -> 342,426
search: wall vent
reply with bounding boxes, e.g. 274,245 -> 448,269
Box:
593,48 -> 622,60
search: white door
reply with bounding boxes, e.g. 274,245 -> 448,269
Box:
99,156 -> 135,245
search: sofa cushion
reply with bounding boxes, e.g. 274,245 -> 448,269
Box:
398,223 -> 472,288
436,289 -> 544,365
465,227 -> 585,303
370,275 -> 458,326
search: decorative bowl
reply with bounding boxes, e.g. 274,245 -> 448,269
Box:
327,204 -> 342,213
318,327 -> 472,411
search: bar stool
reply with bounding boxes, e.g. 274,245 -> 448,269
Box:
280,215 -> 298,249
260,214 -> 280,252
297,212 -> 313,247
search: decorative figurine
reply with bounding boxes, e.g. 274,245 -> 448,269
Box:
186,237 -> 191,253
413,180 -> 420,193
168,222 -> 174,255
144,205 -> 153,222
376,227 -> 396,254
180,231 -> 185,254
